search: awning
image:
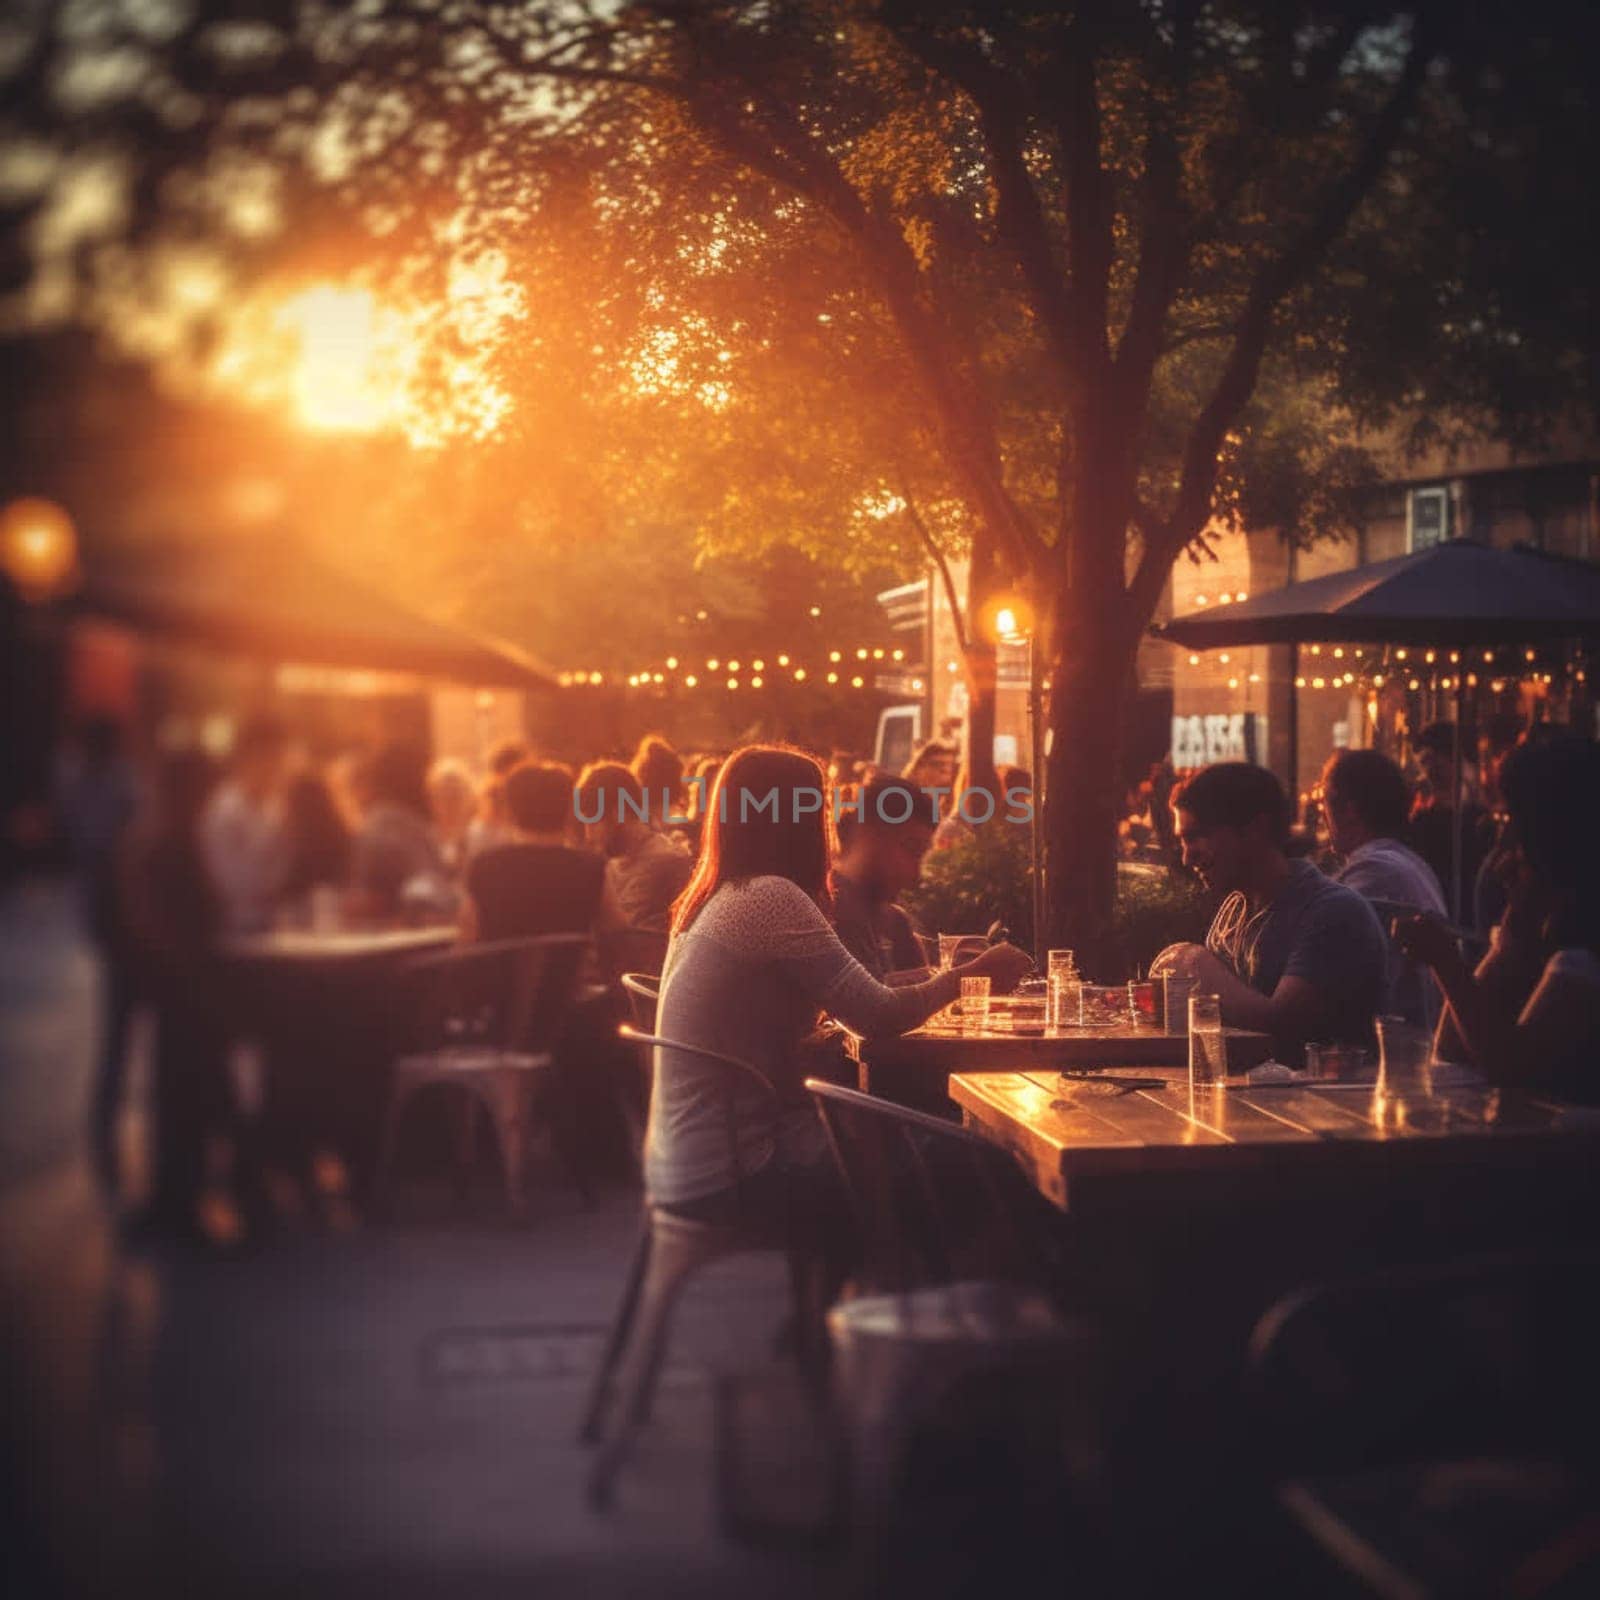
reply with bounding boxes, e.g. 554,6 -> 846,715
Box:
71,538 -> 555,690
1152,541 -> 1600,650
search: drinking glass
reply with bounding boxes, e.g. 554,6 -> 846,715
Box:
1162,974 -> 1197,1035
1376,1015 -> 1433,1092
1077,984 -> 1129,1028
1188,994 -> 1226,1086
1046,950 -> 1079,1032
1127,979 -> 1159,1029
939,933 -> 985,970
959,975 -> 991,1031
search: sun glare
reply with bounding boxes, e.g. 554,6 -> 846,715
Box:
206,262 -> 522,448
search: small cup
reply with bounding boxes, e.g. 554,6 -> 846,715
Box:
1127,979 -> 1159,1028
959,975 -> 991,1030
1077,984 -> 1129,1028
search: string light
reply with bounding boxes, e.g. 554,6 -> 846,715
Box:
851,675 -> 865,688
665,656 -> 678,670
684,674 -> 698,687
826,671 -> 839,684
727,677 -> 739,690
777,654 -> 789,667
750,675 -> 763,688
794,667 -> 807,682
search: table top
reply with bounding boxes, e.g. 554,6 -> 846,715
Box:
949,1066 -> 1599,1210
224,926 -> 456,964
848,1022 -> 1273,1071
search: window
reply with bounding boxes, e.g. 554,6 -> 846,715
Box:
1407,486 -> 1452,551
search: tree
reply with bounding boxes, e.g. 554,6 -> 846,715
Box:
4,0 -> 1596,958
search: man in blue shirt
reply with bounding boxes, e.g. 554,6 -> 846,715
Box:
1160,762 -> 1387,1065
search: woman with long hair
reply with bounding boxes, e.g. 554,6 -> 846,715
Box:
650,744 -> 1031,1240
1395,734 -> 1600,1100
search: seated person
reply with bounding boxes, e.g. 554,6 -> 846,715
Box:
1408,721 -> 1491,916
1320,748 -> 1447,1028
1394,736 -> 1600,1102
459,761 -> 604,943
831,774 -> 936,981
575,760 -> 696,976
652,744 -> 1032,1283
1157,762 -> 1387,1064
349,741 -> 458,922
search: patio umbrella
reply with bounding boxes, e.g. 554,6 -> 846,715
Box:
1151,540 -> 1600,922
1153,540 -> 1600,651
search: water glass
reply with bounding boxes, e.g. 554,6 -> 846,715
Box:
959,975 -> 991,1031
1188,993 -> 1226,1086
1376,1015 -> 1433,1091
1163,974 -> 1197,1035
1047,972 -> 1081,1034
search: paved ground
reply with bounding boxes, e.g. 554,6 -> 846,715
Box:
0,879 -> 837,1599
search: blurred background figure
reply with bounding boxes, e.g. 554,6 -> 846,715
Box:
1408,721 -> 1491,917
630,732 -> 686,827
120,749 -> 232,1242
901,739 -> 959,817
1321,747 -> 1446,1027
465,737 -> 530,859
460,761 -> 601,942
575,760 -> 693,977
425,757 -> 478,876
201,714 -> 289,935
278,767 -> 352,924
54,715 -> 141,1184
348,740 -> 455,923
676,753 -> 724,852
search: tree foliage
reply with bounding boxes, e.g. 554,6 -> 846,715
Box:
3,0 -> 1596,954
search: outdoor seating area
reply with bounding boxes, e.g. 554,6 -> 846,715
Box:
6,4 -> 1600,1595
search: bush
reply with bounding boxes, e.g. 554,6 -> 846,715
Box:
903,822 -> 1211,978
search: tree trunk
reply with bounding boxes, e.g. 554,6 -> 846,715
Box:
961,532 -> 1001,801
1042,621 -> 1135,976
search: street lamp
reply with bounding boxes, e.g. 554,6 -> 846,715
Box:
983,591 -> 1045,965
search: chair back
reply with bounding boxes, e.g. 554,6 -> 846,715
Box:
618,1026 -> 778,1201
401,935 -> 589,1056
1247,1249 -> 1600,1476
804,1078 -> 1058,1294
619,972 -> 660,1032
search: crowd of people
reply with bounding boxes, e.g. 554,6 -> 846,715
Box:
48,702 -> 1600,1252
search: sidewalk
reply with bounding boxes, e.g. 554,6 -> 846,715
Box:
0,879 -> 835,1598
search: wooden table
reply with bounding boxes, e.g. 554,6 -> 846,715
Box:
845,1023 -> 1271,1112
950,1065 -> 1597,1211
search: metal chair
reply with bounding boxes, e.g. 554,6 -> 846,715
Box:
580,1024 -> 823,1509
375,934 -> 588,1217
804,1077 -> 1063,1294
611,973 -> 660,1164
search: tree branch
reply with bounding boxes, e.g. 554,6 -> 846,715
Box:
898,477 -> 970,656
1129,17 -> 1440,621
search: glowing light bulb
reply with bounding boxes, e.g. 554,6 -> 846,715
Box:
851,675 -> 864,688
1188,654 -> 1201,666
666,656 -> 678,670
830,650 -> 842,663
891,648 -> 904,661
752,659 -> 764,672
707,658 -> 719,671
727,677 -> 739,690
685,674 -> 697,687
751,675 -> 763,688
727,659 -> 740,672
794,668 -> 807,682
827,671 -> 839,684
777,654 -> 789,667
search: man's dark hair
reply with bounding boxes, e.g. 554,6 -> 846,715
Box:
860,775 -> 931,831
576,760 -> 645,829
1173,762 -> 1289,844
1322,748 -> 1409,839
505,761 -> 574,834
